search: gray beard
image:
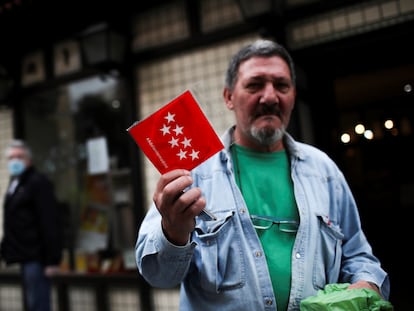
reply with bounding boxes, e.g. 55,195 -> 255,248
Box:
250,126 -> 285,146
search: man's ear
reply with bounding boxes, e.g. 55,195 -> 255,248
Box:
223,88 -> 234,110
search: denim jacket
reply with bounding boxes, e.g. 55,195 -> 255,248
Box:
136,126 -> 390,311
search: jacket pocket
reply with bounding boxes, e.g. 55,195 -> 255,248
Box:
194,210 -> 245,293
313,214 -> 344,289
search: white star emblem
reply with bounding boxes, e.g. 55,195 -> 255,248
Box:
181,137 -> 192,148
160,124 -> 171,135
190,149 -> 199,160
177,149 -> 187,159
168,137 -> 179,148
164,112 -> 175,123
173,124 -> 184,136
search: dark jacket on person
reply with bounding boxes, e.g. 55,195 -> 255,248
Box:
1,166 -> 63,266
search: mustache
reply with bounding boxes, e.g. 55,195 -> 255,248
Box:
253,103 -> 281,119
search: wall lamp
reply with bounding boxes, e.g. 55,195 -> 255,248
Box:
236,0 -> 285,20
236,0 -> 286,41
80,23 -> 126,69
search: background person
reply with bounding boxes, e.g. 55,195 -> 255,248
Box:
1,139 -> 62,311
135,39 -> 390,310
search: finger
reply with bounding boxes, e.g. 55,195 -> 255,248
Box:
153,169 -> 191,207
161,176 -> 193,208
156,169 -> 191,192
176,188 -> 205,215
169,195 -> 205,231
188,196 -> 207,217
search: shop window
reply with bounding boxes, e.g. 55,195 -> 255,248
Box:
22,75 -> 135,273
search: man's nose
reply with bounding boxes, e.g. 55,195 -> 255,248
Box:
260,83 -> 278,104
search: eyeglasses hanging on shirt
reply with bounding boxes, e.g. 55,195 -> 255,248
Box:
250,215 -> 299,233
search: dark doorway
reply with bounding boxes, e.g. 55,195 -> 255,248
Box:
294,24 -> 414,309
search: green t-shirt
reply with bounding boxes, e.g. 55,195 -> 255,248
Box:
232,144 -> 299,310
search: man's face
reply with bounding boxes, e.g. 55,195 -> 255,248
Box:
224,56 -> 296,150
7,147 -> 29,162
6,147 -> 31,176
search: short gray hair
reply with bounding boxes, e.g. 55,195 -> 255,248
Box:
224,39 -> 296,91
5,139 -> 33,159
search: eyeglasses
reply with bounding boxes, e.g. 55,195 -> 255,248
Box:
250,215 -> 299,233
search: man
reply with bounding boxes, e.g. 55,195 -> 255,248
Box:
1,139 -> 62,311
135,39 -> 389,310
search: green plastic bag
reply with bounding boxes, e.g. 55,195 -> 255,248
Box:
300,283 -> 393,311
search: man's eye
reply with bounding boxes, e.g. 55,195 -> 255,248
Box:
276,83 -> 291,93
246,82 -> 262,90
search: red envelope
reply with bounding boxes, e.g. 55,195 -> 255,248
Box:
127,90 -> 224,174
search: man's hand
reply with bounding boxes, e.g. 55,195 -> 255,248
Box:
153,169 -> 206,246
348,280 -> 381,297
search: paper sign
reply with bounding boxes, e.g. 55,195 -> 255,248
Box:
86,137 -> 109,175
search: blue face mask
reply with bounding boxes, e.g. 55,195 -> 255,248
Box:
8,159 -> 26,176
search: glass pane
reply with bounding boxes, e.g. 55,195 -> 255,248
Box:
22,75 -> 132,271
